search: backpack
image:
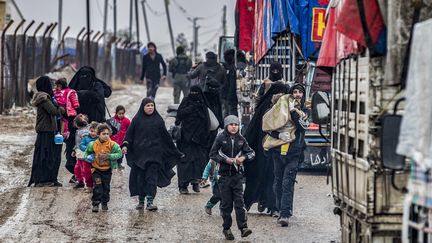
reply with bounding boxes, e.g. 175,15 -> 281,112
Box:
174,56 -> 189,75
204,65 -> 222,91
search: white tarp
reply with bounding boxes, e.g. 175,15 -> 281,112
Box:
397,19 -> 432,169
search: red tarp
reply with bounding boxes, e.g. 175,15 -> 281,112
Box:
236,0 -> 256,52
335,0 -> 384,47
317,0 -> 359,67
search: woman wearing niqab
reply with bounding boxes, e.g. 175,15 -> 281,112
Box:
175,85 -> 210,194
65,66 -> 112,181
122,98 -> 183,210
243,81 -> 288,214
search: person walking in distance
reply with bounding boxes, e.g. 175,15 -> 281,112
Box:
140,42 -> 167,99
169,46 -> 192,104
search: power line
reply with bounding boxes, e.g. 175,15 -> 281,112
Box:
94,0 -> 105,18
171,0 -> 223,21
145,1 -> 165,16
200,27 -> 222,36
171,0 -> 193,19
201,28 -> 222,46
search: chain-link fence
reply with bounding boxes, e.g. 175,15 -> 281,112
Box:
0,20 -> 142,113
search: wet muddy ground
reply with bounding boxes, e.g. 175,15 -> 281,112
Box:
0,85 -> 340,242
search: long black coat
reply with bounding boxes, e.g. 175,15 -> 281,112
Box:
243,82 -> 288,209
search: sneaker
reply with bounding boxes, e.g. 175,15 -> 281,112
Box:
69,175 -> 76,184
258,204 -> 265,213
223,229 -> 235,240
52,181 -> 63,187
146,203 -> 158,211
74,182 -> 84,189
179,188 -> 189,194
200,180 -> 210,188
84,187 -> 92,193
271,211 -> 280,218
101,203 -> 108,211
47,181 -> 63,187
240,228 -> 252,238
278,217 -> 289,227
192,184 -> 200,193
92,205 -> 99,213
136,202 -> 145,210
205,206 -> 212,215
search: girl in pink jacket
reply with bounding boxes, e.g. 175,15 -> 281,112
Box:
111,105 -> 131,169
53,78 -> 80,139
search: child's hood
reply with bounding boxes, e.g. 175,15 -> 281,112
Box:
31,92 -> 50,107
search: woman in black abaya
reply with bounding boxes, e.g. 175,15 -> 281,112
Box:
175,85 -> 210,194
243,77 -> 288,214
122,98 -> 183,210
29,76 -> 65,187
65,66 -> 112,182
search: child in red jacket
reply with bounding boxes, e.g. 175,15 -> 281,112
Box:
111,105 -> 131,169
53,78 -> 80,139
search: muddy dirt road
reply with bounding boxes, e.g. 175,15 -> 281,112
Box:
0,85 -> 340,242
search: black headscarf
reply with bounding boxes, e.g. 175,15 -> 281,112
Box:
204,79 -> 223,127
176,85 -> 210,145
69,66 -> 112,97
124,98 -> 182,187
68,66 -> 112,122
290,83 -> 306,108
36,76 -> 54,98
269,62 -> 283,81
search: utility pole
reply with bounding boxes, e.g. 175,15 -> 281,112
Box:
112,0 -> 117,79
86,0 -> 91,65
141,0 -> 151,43
103,0 -> 108,44
134,0 -> 140,49
113,0 -> 117,37
164,0 -> 175,56
129,0 -> 133,41
58,0 -> 62,42
222,5 -> 227,36
192,17 -> 201,61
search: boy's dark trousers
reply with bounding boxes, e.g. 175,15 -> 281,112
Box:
218,173 -> 248,230
92,169 -> 112,206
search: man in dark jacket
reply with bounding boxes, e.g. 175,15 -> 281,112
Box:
266,83 -> 309,227
169,46 -> 192,103
209,115 -> 255,240
188,51 -> 226,91
140,42 -> 167,98
221,49 -> 238,117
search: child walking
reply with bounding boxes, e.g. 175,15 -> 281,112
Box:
84,123 -> 122,212
53,78 -> 79,139
209,115 -> 255,240
73,117 -> 97,192
111,105 -> 131,170
201,159 -> 220,215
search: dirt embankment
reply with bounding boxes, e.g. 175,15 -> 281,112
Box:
0,110 -> 35,225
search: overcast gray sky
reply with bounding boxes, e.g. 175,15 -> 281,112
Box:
9,0 -> 236,58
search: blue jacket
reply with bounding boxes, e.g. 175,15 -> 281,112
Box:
202,160 -> 219,186
79,135 -> 97,152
